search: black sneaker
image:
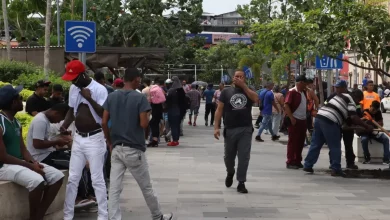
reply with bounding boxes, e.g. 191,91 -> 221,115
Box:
363,159 -> 371,164
255,136 -> 264,142
237,182 -> 248,194
286,164 -> 299,169
303,167 -> 314,173
205,122 -> 208,126
272,135 -> 280,141
383,160 -> 390,165
255,124 -> 260,129
164,136 -> 170,143
297,163 -> 304,169
346,164 -> 358,169
225,173 -> 234,188
331,170 -> 347,177
147,140 -> 158,147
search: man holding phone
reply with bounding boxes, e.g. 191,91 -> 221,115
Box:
60,60 -> 109,220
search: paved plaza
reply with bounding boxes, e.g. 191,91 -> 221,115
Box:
75,103 -> 390,220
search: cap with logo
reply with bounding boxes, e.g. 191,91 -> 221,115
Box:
0,85 -> 23,108
35,80 -> 51,88
295,75 -> 307,82
62,60 -> 86,81
334,80 -> 347,88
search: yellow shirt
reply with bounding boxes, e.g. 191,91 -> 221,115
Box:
361,91 -> 380,110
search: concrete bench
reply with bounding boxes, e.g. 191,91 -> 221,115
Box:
0,170 -> 68,220
342,134 -> 388,163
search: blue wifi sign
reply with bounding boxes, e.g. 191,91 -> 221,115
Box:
65,21 -> 96,53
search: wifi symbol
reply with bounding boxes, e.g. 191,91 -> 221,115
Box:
68,25 -> 93,48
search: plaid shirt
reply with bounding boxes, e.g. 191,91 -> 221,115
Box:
186,89 -> 201,109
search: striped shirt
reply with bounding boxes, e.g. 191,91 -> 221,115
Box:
317,93 -> 356,125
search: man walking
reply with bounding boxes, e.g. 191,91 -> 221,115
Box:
60,60 -> 109,220
203,84 -> 215,126
255,82 -> 280,142
214,69 -> 258,194
102,68 -> 173,220
186,84 -> 201,126
284,76 -> 307,169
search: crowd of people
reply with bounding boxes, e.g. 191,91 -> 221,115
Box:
0,58 -> 389,220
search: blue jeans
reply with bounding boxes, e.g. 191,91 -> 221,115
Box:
168,108 -> 181,142
361,134 -> 390,161
257,114 -> 274,136
304,117 -> 342,171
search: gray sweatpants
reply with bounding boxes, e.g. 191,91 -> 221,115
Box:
224,126 -> 253,182
109,145 -> 162,220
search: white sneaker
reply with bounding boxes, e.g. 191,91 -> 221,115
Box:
161,213 -> 173,220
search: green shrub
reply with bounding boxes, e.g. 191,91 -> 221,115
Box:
20,89 -> 34,101
15,112 -> 33,143
0,81 -> 12,87
13,72 -> 71,92
0,60 -> 42,82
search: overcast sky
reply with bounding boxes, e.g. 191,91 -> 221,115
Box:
203,0 -> 252,14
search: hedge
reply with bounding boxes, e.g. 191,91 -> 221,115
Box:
0,81 -> 34,102
15,112 -> 33,143
13,72 -> 71,92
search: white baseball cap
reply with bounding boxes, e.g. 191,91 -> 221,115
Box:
165,79 -> 172,84
384,89 -> 390,96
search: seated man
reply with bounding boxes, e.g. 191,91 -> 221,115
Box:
360,100 -> 390,164
0,85 -> 64,220
26,103 -> 96,209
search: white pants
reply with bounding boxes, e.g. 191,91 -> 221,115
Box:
272,113 -> 282,136
109,145 -> 162,220
0,163 -> 64,192
64,132 -> 108,220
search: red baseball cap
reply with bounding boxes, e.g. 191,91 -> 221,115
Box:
62,60 -> 85,81
113,78 -> 124,86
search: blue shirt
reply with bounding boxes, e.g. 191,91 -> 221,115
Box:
259,89 -> 274,115
362,78 -> 368,87
204,89 -> 215,104
281,88 -> 287,97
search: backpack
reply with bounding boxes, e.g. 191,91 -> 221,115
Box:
150,85 -> 166,104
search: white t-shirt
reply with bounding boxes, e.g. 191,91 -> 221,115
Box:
27,113 -> 54,162
68,79 -> 108,125
292,91 -> 307,120
142,86 -> 151,102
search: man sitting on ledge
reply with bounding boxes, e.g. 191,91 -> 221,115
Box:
0,85 -> 64,220
360,100 -> 390,165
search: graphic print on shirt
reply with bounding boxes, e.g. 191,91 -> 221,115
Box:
230,93 -> 247,109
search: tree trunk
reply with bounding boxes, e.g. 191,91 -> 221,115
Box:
44,0 -> 52,79
2,0 -> 11,60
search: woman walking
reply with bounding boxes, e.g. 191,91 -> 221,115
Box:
272,85 -> 284,137
166,76 -> 186,146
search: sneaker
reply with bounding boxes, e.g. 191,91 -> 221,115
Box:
254,124 -> 260,129
167,141 -> 179,147
303,167 -> 314,173
147,140 -> 158,147
75,199 -> 95,209
363,159 -> 371,164
225,173 -> 234,188
210,123 -> 214,126
255,136 -> 264,142
237,182 -> 248,194
383,160 -> 390,165
286,164 -> 299,169
188,121 -> 192,126
193,122 -> 197,126
272,135 -> 280,141
161,213 -> 173,220
205,122 -> 208,126
346,164 -> 359,169
331,170 -> 347,177
164,136 -> 170,143
297,163 -> 304,169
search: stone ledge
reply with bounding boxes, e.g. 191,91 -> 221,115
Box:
0,170 -> 68,220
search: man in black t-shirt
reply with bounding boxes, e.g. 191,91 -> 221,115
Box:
214,70 -> 259,194
360,100 -> 390,164
25,80 -> 51,116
